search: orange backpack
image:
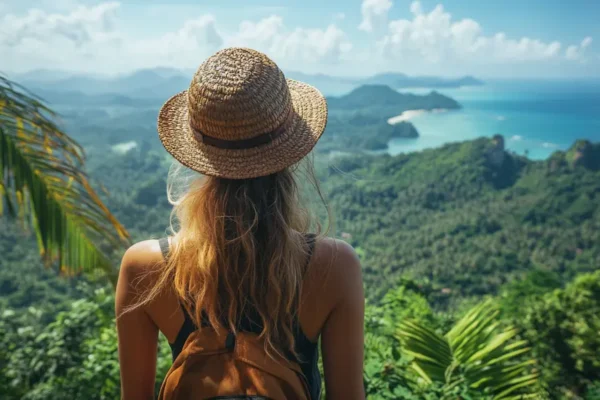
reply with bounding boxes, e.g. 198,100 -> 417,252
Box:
157,240 -> 311,400
157,328 -> 311,400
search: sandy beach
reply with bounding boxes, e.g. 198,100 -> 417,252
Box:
387,108 -> 447,125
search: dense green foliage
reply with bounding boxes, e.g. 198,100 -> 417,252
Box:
321,137 -> 600,304
5,272 -> 599,399
321,116 -> 419,152
398,300 -> 538,399
1,82 -> 599,399
0,287 -> 172,400
501,270 -> 600,398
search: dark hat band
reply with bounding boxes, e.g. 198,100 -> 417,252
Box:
190,108 -> 293,150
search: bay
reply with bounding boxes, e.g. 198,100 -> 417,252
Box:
388,79 -> 600,159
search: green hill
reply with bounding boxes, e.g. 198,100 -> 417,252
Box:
327,84 -> 460,119
321,136 -> 600,303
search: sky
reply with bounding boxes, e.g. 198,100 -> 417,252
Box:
1,0 -> 599,78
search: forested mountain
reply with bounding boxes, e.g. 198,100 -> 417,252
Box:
322,136 -> 600,304
1,80 -> 599,399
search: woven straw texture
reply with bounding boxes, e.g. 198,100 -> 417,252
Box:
157,47 -> 328,179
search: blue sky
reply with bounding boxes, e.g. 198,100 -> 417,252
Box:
1,0 -> 598,78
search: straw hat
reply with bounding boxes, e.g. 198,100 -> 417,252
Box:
157,47 -> 328,179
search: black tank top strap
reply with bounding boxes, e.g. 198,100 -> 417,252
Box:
304,233 -> 317,264
158,237 -> 170,260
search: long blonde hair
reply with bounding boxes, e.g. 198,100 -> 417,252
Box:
142,159 -> 328,358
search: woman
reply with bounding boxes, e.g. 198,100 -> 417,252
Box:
116,48 -> 365,400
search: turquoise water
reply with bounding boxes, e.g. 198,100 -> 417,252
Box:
388,80 -> 600,159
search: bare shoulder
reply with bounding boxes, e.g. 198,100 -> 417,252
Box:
314,237 -> 361,272
118,239 -> 166,284
115,239 -> 169,316
310,237 -> 363,302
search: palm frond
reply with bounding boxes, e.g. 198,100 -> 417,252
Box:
0,74 -> 129,284
397,299 -> 539,398
397,320 -> 452,383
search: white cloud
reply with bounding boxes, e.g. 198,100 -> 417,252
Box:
231,15 -> 284,47
1,2 -> 123,72
1,3 -> 351,73
1,2 -> 120,48
378,1 -> 588,65
565,36 -> 593,61
140,16 -> 223,59
174,16 -> 223,48
100,15 -> 224,73
1,0 -> 596,77
359,0 -> 393,32
0,3 -> 224,72
228,16 -> 352,64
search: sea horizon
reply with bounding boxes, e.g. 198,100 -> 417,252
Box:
385,78 -> 600,160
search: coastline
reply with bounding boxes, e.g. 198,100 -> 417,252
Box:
387,108 -> 448,125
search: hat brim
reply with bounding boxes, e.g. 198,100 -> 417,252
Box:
157,79 -> 328,180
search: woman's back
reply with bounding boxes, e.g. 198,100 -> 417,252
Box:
115,47 -> 365,400
117,235 -> 363,399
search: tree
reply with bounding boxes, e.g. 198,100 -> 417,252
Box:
397,299 -> 539,399
0,289 -> 172,399
362,283 -> 439,399
0,75 -> 129,284
512,271 -> 600,399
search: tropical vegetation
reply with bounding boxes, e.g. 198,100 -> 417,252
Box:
0,75 -> 129,283
1,75 -> 599,399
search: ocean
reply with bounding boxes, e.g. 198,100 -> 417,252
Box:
387,79 -> 600,160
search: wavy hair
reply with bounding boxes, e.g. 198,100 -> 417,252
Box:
138,158 -> 329,358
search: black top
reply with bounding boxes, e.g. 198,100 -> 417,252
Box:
158,236 -> 321,400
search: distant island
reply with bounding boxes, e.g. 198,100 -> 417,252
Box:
358,73 -> 483,88
288,71 -> 483,95
318,84 -> 461,152
327,85 -> 460,115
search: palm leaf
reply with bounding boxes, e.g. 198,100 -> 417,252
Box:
492,373 -> 540,399
397,320 -> 453,382
0,74 -> 129,284
397,299 -> 540,398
